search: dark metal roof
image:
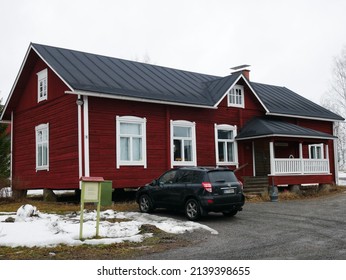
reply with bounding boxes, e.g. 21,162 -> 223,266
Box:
250,82 -> 344,121
32,43 -> 219,107
236,117 -> 337,140
28,43 -> 343,121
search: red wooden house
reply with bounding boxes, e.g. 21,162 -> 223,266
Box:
0,43 -> 343,194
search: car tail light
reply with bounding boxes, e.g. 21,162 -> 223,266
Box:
238,180 -> 243,190
202,182 -> 212,193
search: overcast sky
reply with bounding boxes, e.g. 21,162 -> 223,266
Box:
1,0 -> 346,104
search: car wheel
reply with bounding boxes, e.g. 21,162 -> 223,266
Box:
139,194 -> 153,213
222,210 -> 238,217
185,199 -> 201,221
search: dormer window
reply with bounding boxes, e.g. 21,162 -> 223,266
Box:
228,85 -> 244,108
37,69 -> 48,102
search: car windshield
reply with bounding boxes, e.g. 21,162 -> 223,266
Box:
207,171 -> 238,183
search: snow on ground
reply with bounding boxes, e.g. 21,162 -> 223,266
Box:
0,204 -> 217,248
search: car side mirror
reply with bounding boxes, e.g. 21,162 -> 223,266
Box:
150,179 -> 158,186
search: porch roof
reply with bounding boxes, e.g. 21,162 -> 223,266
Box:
236,117 -> 337,140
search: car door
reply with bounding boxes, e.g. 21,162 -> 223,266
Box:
167,170 -> 193,207
151,169 -> 179,208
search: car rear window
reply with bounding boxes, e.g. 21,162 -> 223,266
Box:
207,171 -> 238,183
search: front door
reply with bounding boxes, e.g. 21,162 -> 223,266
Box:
254,140 -> 270,176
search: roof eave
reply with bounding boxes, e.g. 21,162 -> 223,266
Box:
31,44 -> 74,92
213,74 -> 270,112
1,43 -> 75,122
0,44 -> 34,121
236,133 -> 337,141
65,90 -> 217,109
266,112 -> 345,122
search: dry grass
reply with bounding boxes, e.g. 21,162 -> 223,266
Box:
244,185 -> 346,202
1,186 -> 345,259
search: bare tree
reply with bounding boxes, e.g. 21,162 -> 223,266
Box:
321,46 -> 346,169
0,98 -> 11,192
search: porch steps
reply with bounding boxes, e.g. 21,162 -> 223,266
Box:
243,176 -> 269,195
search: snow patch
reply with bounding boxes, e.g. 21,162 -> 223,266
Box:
0,204 -> 218,248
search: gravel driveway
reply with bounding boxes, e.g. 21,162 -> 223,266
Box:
137,191 -> 346,259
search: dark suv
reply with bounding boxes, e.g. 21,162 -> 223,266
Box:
136,167 -> 245,220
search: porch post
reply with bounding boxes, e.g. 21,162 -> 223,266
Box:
252,141 -> 256,176
269,141 -> 275,175
325,144 -> 329,159
299,142 -> 303,174
325,144 -> 330,173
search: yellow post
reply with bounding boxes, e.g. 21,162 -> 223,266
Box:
95,182 -> 102,237
79,177 -> 104,240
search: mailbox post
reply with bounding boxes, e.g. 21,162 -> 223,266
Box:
79,176 -> 104,240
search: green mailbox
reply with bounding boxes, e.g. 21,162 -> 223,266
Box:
100,180 -> 112,206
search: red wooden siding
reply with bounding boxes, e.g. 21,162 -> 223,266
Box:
86,83 -> 266,188
7,52 -> 338,190
11,57 -> 79,190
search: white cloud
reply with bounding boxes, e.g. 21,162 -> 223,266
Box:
1,0 -> 346,103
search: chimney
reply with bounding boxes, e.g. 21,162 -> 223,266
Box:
242,69 -> 250,80
230,64 -> 251,80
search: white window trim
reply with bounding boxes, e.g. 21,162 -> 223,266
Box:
309,143 -> 324,159
116,116 -> 147,169
35,123 -> 49,171
228,84 -> 244,108
170,120 -> 197,167
215,124 -> 238,166
37,68 -> 48,102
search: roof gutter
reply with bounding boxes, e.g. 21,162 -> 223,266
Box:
266,112 -> 345,122
236,133 -> 336,141
65,90 -> 217,110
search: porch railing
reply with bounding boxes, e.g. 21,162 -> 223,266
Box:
273,158 -> 330,175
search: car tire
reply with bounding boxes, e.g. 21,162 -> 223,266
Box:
185,199 -> 201,221
222,210 -> 238,217
139,194 -> 153,213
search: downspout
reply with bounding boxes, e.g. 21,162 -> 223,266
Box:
83,95 -> 90,177
77,95 -> 83,185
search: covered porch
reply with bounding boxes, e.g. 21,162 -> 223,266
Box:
270,141 -> 330,175
236,117 -> 337,187
268,140 -> 334,186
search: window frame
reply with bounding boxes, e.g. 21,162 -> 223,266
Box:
228,85 -> 244,108
37,68 -> 48,102
309,143 -> 324,159
214,124 -> 238,166
116,115 -> 147,168
170,120 -> 197,167
35,123 -> 49,171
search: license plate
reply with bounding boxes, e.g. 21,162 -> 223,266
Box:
223,188 -> 235,194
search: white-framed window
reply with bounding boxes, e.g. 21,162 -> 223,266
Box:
37,69 -> 48,102
116,116 -> 147,168
171,120 -> 197,167
228,85 -> 244,108
309,144 -> 324,159
35,123 -> 49,171
215,124 -> 238,165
